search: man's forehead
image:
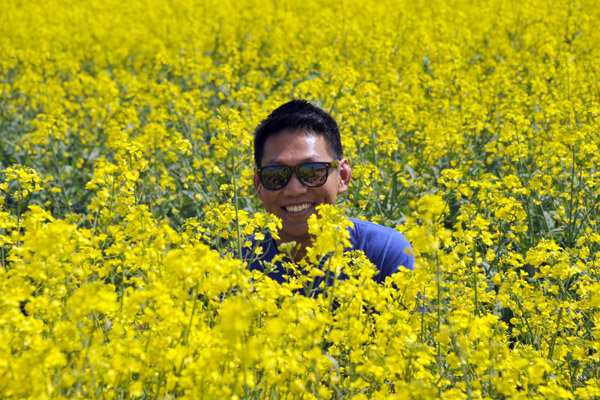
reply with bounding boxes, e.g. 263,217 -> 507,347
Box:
261,130 -> 335,166
270,128 -> 320,140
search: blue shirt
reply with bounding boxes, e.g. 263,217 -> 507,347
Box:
243,217 -> 413,284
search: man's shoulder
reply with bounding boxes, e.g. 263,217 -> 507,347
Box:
347,217 -> 408,240
346,217 -> 414,275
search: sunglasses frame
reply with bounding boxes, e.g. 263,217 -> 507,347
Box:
257,159 -> 339,191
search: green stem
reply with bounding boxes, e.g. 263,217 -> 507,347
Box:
227,120 -> 243,259
436,249 -> 443,384
449,327 -> 472,400
420,287 -> 426,344
16,182 -> 22,248
567,144 -> 576,247
325,257 -> 337,313
182,286 -> 199,346
547,306 -> 564,360
512,294 -> 540,350
472,240 -> 480,316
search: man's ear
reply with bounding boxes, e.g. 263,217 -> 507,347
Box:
253,169 -> 263,199
337,159 -> 351,195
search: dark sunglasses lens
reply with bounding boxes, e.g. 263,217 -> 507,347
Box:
261,167 -> 290,189
297,163 -> 328,186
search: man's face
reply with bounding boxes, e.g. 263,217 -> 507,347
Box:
254,129 -> 351,247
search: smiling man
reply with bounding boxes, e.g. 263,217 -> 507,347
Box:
247,99 -> 413,284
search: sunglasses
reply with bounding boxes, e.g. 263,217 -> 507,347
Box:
257,160 -> 339,191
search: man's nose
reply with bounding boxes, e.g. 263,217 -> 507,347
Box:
283,172 -> 308,195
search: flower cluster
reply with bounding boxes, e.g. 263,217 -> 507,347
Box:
1,0 -> 599,398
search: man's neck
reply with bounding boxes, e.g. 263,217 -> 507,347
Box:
274,238 -> 309,262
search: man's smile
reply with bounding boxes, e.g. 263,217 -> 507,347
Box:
284,203 -> 314,213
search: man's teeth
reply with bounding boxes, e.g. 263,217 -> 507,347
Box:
285,203 -> 311,212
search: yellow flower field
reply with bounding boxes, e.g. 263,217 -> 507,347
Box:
1,0 -> 599,398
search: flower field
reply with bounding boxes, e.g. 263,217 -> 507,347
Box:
1,0 -> 600,398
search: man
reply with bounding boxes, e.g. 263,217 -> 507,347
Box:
247,99 -> 413,284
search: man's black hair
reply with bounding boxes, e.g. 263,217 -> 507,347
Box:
254,99 -> 344,167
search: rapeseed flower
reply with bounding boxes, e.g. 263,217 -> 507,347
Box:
1,0 -> 599,397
